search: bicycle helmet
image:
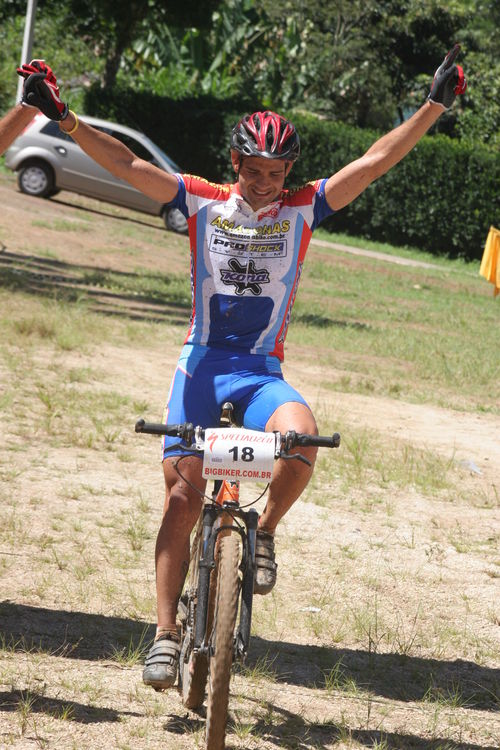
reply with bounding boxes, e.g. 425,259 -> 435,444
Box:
231,111 -> 300,162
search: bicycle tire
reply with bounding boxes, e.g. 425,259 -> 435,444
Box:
179,517 -> 212,710
205,531 -> 240,750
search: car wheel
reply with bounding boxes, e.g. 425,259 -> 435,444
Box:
163,207 -> 188,234
17,160 -> 55,198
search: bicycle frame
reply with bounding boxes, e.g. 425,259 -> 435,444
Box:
194,488 -> 259,661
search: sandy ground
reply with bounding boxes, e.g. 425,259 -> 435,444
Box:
0,176 -> 499,749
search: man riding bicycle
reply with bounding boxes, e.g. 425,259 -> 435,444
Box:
3,48 -> 466,690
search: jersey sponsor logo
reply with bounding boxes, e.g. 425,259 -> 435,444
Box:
210,235 -> 287,258
210,216 -> 290,236
257,205 -> 280,220
277,261 -> 303,344
248,241 -> 285,256
220,258 -> 270,296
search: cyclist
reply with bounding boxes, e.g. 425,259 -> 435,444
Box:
8,50 -> 466,690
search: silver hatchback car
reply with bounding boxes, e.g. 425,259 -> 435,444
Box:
4,113 -> 187,233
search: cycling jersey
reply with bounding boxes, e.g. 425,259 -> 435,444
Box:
168,175 -> 334,361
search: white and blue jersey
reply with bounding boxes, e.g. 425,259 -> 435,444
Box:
162,175 -> 335,457
168,175 -> 334,361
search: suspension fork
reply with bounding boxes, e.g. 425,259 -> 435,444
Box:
193,503 -> 218,652
235,507 -> 259,659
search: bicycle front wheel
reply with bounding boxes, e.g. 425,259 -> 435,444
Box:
205,531 -> 240,750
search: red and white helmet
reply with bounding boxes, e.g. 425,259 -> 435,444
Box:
231,111 -> 300,162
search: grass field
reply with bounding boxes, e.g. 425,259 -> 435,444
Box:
0,176 -> 498,749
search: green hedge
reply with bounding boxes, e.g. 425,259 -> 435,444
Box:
84,84 -> 248,182
84,86 -> 499,260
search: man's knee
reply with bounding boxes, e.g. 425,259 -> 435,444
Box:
161,456 -> 205,526
265,402 -> 318,480
265,401 -> 318,435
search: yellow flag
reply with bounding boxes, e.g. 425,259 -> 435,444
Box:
480,226 -> 500,297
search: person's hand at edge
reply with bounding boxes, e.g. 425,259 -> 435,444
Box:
17,59 -> 69,121
428,44 -> 467,110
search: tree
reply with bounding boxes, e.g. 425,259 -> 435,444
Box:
453,0 -> 500,147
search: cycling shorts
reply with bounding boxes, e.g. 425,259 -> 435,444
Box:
162,344 -> 308,459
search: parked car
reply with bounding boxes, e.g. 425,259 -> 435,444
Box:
4,113 -> 188,234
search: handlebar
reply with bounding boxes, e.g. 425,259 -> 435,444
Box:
134,418 -> 194,438
135,418 -> 340,451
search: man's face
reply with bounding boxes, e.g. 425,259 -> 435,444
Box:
232,155 -> 291,211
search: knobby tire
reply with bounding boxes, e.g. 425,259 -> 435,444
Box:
205,531 -> 240,750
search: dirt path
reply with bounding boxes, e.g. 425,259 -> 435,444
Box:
0,176 -> 499,750
310,237 -> 444,269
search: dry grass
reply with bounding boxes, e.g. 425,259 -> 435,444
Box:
0,178 -> 498,749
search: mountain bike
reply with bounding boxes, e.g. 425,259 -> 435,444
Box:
135,403 -> 340,750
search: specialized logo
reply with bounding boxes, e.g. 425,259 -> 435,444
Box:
220,258 -> 270,296
208,432 -> 218,452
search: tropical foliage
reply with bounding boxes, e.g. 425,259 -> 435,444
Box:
0,0 -> 498,144
1,0 -> 498,256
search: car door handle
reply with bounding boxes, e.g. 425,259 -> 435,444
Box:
55,146 -> 67,156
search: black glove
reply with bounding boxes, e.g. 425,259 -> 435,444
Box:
17,59 -> 68,121
428,44 -> 467,109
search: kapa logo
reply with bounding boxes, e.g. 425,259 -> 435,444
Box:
220,258 -> 270,296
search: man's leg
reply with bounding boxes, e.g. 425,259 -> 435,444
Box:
155,456 -> 206,628
259,401 -> 318,533
254,401 -> 318,594
143,455 -> 206,690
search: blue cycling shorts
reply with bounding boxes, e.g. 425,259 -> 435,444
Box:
162,344 -> 308,459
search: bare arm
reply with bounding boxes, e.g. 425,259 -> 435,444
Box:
325,101 -> 443,211
59,111 -> 179,204
0,104 -> 37,156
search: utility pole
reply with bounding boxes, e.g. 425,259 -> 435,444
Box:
16,0 -> 39,104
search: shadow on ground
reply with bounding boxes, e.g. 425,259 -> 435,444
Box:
0,600 -> 155,661
224,698 -> 499,750
50,196 -> 168,231
2,602 -> 498,716
249,636 -> 499,713
0,249 -> 190,324
0,689 -> 141,724
163,701 -> 499,750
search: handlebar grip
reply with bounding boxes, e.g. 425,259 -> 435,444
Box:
295,433 -> 341,448
135,419 -> 188,436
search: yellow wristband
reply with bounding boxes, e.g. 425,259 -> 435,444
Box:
60,110 -> 79,136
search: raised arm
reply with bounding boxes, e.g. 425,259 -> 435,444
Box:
0,104 -> 36,156
325,45 -> 467,211
17,59 -> 179,204
59,112 -> 179,204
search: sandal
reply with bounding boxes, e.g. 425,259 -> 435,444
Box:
254,530 -> 278,595
142,633 -> 180,691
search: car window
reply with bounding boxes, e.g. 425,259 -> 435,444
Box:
39,120 -> 171,169
40,120 -> 75,143
147,142 -> 181,172
110,131 -> 156,163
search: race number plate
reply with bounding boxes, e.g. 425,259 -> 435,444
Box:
202,428 -> 276,482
